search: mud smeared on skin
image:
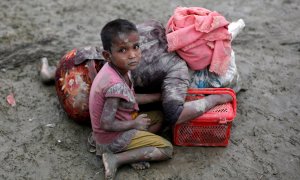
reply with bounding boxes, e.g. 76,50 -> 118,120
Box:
186,99 -> 207,113
144,148 -> 162,160
102,153 -> 118,180
117,32 -> 129,43
130,161 -> 150,170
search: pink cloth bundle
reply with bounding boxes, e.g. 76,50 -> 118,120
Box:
166,7 -> 232,75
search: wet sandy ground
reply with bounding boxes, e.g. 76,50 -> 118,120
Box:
0,0 -> 300,179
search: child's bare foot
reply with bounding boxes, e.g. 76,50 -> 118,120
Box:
102,153 -> 118,180
130,161 -> 150,170
40,57 -> 56,84
208,94 -> 233,106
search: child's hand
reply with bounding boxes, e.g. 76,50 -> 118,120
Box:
134,114 -> 151,131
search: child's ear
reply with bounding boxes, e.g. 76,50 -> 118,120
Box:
102,50 -> 111,62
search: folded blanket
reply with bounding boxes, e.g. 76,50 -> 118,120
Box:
166,7 -> 232,75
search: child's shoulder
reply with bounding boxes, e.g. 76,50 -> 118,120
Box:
93,64 -> 124,89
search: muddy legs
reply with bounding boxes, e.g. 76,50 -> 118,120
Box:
176,94 -> 233,124
102,146 -> 172,180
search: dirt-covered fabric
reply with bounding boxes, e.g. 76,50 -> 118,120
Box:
132,20 -> 191,125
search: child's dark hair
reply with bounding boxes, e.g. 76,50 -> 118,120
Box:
101,19 -> 138,51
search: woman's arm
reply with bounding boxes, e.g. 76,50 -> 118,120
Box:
135,93 -> 161,105
100,97 -> 151,131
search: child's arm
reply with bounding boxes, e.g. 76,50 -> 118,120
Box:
135,93 -> 161,105
100,97 -> 151,131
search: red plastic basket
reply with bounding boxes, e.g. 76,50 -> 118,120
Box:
173,88 -> 237,146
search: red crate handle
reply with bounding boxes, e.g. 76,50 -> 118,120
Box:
187,88 -> 237,117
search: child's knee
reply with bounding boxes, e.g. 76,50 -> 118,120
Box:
162,101 -> 184,125
159,146 -> 173,159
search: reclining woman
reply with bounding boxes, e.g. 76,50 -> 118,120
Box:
131,20 -> 233,126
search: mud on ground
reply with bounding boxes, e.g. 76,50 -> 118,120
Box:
0,0 -> 300,179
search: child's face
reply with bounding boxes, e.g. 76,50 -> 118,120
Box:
106,31 -> 141,74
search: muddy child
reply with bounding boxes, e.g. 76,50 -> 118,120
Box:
88,19 -> 173,180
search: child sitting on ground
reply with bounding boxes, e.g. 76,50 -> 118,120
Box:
89,19 -> 173,180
